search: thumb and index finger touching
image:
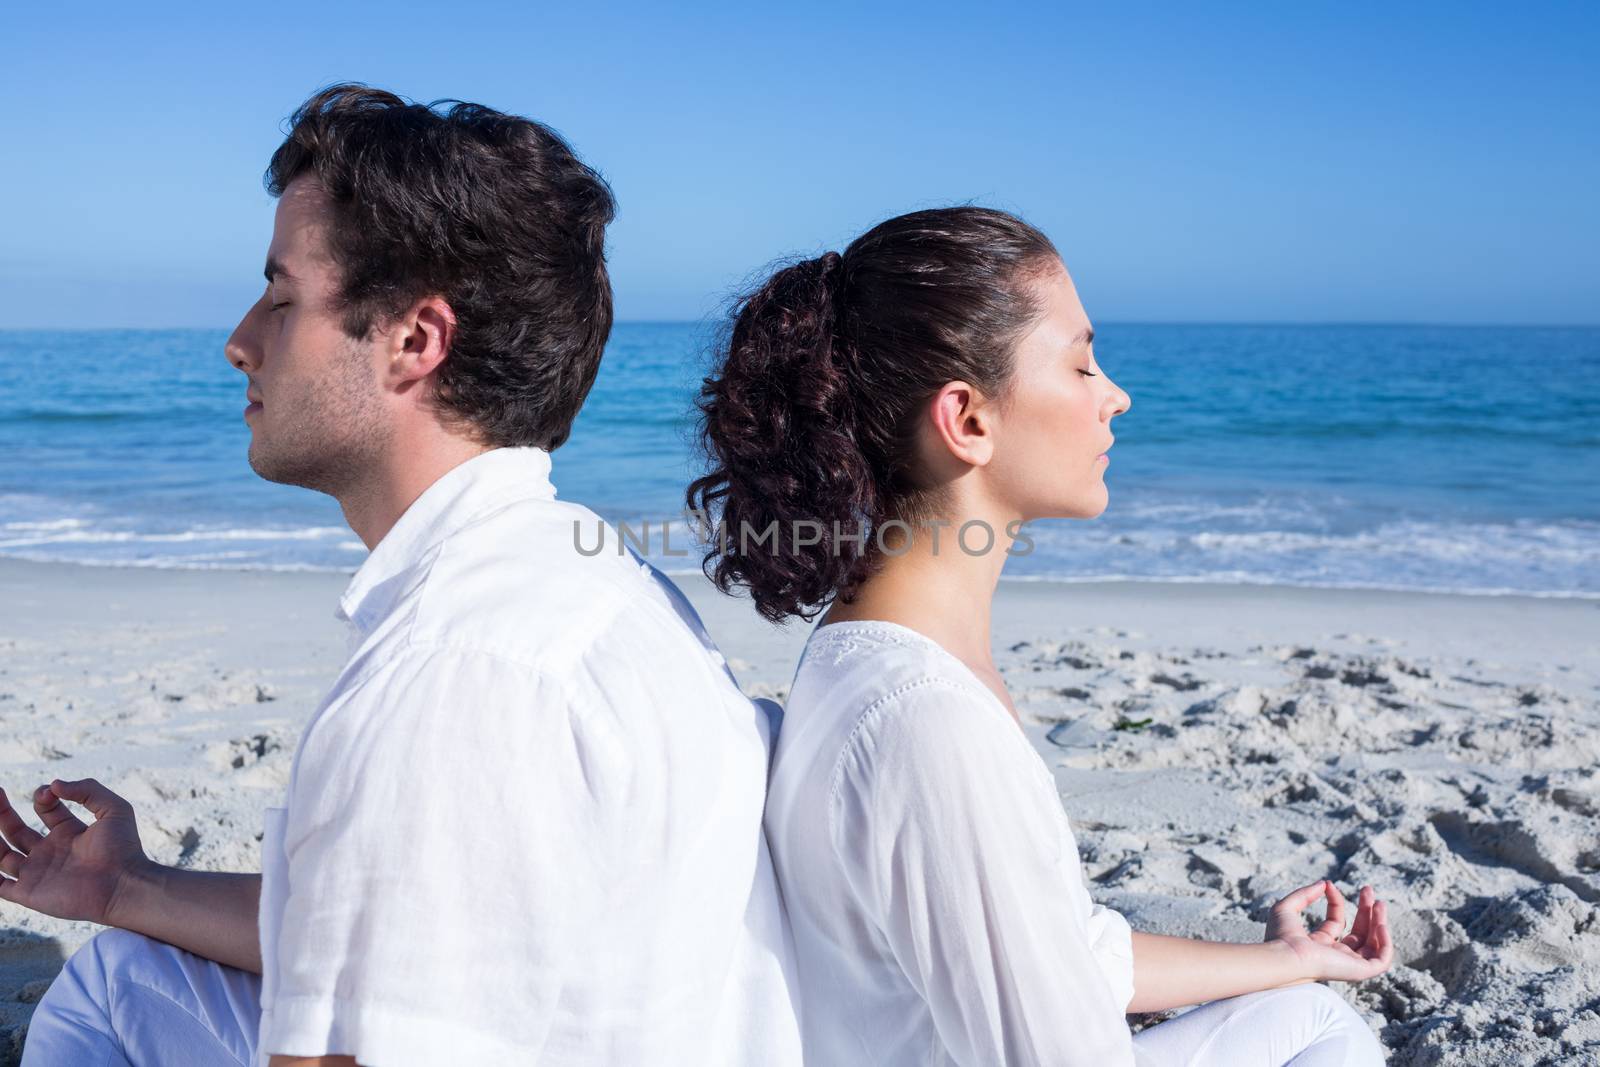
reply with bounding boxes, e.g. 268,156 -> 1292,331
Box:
0,777 -> 125,850
1275,879 -> 1336,914
1276,879 -> 1368,931
44,778 -> 128,822
1279,880 -> 1395,951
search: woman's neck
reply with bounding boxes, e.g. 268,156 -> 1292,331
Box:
819,508 -> 1018,713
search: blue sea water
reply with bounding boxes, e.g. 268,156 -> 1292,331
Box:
1,324 -> 1596,597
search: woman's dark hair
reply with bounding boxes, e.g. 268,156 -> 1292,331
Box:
687,206 -> 1061,623
266,83 -> 615,450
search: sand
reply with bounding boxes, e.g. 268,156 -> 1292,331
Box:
1,558 -> 1596,1065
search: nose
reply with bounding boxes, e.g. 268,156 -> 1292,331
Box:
224,296 -> 265,375
1105,376 -> 1131,419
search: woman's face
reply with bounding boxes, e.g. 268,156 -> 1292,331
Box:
984,263 -> 1131,521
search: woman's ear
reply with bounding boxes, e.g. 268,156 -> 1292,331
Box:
926,380 -> 996,468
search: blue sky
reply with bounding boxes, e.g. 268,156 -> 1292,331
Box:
4,3 -> 1596,327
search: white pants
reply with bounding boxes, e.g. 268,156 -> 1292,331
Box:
1133,983 -> 1387,1066
23,931 -> 1385,1066
21,930 -> 261,1067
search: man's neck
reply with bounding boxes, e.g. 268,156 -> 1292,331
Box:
339,434 -> 495,550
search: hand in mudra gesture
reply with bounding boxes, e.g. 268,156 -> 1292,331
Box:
1266,879 -> 1394,983
0,779 -> 153,926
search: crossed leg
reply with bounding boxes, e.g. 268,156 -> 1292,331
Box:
21,929 -> 262,1067
1131,983 -> 1387,1067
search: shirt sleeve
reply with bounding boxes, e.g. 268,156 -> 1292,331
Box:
259,645 -> 614,1065
828,680 -> 1137,1067
1084,899 -> 1136,1012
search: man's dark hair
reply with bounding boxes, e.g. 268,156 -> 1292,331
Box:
266,83 -> 616,450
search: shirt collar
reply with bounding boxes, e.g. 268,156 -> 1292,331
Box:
337,446 -> 556,633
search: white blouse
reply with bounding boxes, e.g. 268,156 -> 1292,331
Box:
766,619 -> 1138,1067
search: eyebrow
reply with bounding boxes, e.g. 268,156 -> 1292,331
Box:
1072,327 -> 1095,347
263,257 -> 293,283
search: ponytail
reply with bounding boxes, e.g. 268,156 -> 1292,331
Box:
687,251 -> 876,623
689,207 -> 1060,623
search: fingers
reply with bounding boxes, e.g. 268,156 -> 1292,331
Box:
1274,879 -> 1330,914
48,779 -> 127,822
1344,883 -> 1382,947
0,848 -> 20,880
34,784 -> 85,832
0,789 -> 44,854
1344,885 -> 1375,948
1331,897 -> 1397,981
1314,881 -> 1350,940
1354,899 -> 1394,973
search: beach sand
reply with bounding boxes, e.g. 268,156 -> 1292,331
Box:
0,558 -> 1596,1065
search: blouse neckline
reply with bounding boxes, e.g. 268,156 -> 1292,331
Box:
807,619 -> 1018,725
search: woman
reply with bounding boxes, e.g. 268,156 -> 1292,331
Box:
688,207 -> 1393,1066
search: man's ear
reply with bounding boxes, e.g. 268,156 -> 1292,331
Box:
386,297 -> 457,393
926,380 -> 996,468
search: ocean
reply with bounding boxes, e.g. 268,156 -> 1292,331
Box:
1,324 -> 1596,597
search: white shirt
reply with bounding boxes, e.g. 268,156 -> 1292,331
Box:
766,619 -> 1138,1067
255,447 -> 802,1066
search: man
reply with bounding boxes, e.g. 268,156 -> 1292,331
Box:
0,85 -> 801,1066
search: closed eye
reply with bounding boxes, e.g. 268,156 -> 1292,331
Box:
1078,369 -> 1098,377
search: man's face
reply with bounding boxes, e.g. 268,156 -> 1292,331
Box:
225,176 -> 391,496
